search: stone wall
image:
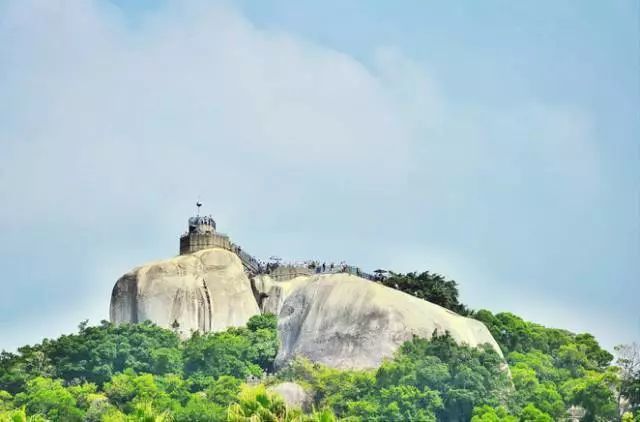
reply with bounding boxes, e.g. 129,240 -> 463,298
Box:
264,264 -> 375,282
179,232 -> 231,255
267,265 -> 314,281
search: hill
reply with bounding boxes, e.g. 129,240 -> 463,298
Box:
110,248 -> 501,371
2,294 -> 636,420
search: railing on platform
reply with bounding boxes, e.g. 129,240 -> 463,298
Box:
224,241 -> 379,282
229,243 -> 262,274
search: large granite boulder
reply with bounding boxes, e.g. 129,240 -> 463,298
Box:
273,273 -> 503,369
111,249 -> 503,371
110,248 -> 260,337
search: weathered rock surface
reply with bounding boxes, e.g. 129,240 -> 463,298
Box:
110,248 -> 260,337
268,382 -> 311,411
252,274 -> 312,315
274,273 -> 503,369
111,247 -> 503,371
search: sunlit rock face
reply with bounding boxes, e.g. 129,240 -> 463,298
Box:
273,274 -> 503,370
111,249 -> 503,370
252,274 -> 312,315
110,248 -> 260,338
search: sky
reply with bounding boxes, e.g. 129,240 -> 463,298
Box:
0,0 -> 638,352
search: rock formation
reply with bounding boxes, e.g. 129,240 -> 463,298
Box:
268,382 -> 311,411
269,273 -> 503,369
252,274 -> 312,315
110,248 -> 260,338
111,246 -> 503,370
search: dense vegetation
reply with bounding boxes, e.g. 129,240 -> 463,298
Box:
1,298 -> 637,420
1,313 -> 636,421
471,311 -> 634,422
381,271 -> 470,315
0,315 -> 282,421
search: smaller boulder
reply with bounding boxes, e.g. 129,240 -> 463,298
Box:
268,382 -> 311,411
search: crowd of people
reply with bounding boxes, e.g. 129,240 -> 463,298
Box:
253,258 -> 386,281
229,243 -> 388,282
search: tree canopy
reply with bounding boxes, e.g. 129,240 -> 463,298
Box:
0,293 -> 634,421
380,271 -> 471,315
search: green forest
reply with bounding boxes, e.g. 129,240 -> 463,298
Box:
1,273 -> 638,421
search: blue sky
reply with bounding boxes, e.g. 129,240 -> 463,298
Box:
0,0 -> 638,352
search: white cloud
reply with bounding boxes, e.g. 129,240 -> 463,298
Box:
0,0 -> 622,351
0,1 -> 416,229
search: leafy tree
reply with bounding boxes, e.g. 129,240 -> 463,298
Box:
0,321 -> 182,392
575,334 -> 613,369
66,382 -> 104,414
378,384 -> 442,421
471,405 -> 518,421
0,391 -> 12,412
0,351 -> 52,395
279,334 -> 509,421
556,343 -> 590,377
376,355 -> 450,392
175,394 -> 225,422
183,314 -> 278,381
127,400 -> 173,422
13,377 -> 83,421
103,371 -> 180,415
0,407 -> 48,422
246,313 -> 278,332
227,384 -> 300,421
0,306 -> 622,421
150,348 -> 182,376
381,271 -> 470,314
519,403 -> 553,421
205,375 -> 241,407
83,398 -> 122,422
561,368 -> 618,422
183,330 -> 263,380
507,351 -> 561,384
398,334 -> 511,420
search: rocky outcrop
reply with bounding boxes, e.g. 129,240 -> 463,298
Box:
268,382 -> 311,411
110,248 -> 260,337
273,273 -> 503,369
252,274 -> 312,315
110,247 -> 503,371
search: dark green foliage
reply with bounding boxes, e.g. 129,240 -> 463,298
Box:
381,271 -> 471,315
0,308 -> 630,421
183,330 -> 263,380
246,313 -> 278,332
14,377 -> 83,421
562,368 -> 619,422
278,333 -> 509,421
0,320 -> 182,392
473,310 -> 613,369
0,314 -> 279,421
388,334 -> 511,421
175,394 -> 226,421
474,309 -> 620,421
205,375 -> 242,406
183,314 -> 278,381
